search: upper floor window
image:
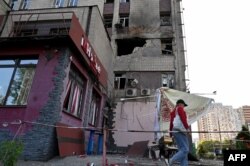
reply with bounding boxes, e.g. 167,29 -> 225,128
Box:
162,73 -> 175,88
63,66 -> 86,118
120,0 -> 129,3
68,0 -> 78,7
0,58 -> 38,106
160,13 -> 171,26
116,14 -> 129,28
114,73 -> 126,89
161,38 -> 173,55
10,0 -> 18,10
104,15 -> 113,28
55,0 -> 64,8
105,0 -> 114,3
21,0 -> 31,10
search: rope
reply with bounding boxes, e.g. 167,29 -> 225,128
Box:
2,120 -> 249,134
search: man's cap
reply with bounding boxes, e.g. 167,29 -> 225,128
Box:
176,99 -> 188,107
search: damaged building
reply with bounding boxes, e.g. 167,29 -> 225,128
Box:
0,0 -> 188,159
103,0 -> 188,152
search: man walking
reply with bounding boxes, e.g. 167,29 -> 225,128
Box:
166,99 -> 190,166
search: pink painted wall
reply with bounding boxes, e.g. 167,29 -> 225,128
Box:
113,101 -> 156,147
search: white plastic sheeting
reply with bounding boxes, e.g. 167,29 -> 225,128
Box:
156,87 -> 214,132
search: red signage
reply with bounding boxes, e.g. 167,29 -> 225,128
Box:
81,36 -> 101,75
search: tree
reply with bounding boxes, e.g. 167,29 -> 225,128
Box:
235,125 -> 250,150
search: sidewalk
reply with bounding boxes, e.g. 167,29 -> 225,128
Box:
12,155 -> 224,166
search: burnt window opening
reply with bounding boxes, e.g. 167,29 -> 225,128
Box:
161,38 -> 173,55
115,14 -> 129,28
160,13 -> 171,26
116,38 -> 146,56
114,73 -> 126,89
104,15 -> 113,28
105,0 -> 114,3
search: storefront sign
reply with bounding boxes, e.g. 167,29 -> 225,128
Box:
81,36 -> 101,75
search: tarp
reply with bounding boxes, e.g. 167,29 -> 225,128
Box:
156,87 -> 214,132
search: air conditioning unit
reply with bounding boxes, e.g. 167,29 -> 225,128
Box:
125,88 -> 137,97
141,89 -> 151,96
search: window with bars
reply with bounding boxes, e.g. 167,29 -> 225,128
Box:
63,67 -> 86,118
0,58 -> 38,106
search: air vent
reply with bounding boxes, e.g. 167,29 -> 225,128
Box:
125,88 -> 137,97
141,89 -> 151,96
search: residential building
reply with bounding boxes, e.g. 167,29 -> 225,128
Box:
198,103 -> 245,142
242,106 -> 250,129
0,0 -> 188,158
0,0 -> 114,160
103,0 -> 188,151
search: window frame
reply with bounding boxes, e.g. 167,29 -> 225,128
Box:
114,73 -> 126,89
0,58 -> 38,106
21,0 -> 31,10
68,0 -> 78,7
63,66 -> 86,118
54,0 -> 64,8
88,89 -> 101,126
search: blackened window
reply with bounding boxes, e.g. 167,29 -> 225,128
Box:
0,58 -> 38,106
114,73 -> 126,89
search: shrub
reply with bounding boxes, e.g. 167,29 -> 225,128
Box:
0,140 -> 23,166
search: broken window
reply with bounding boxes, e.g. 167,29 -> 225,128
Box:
161,38 -> 173,55
160,13 -> 171,26
162,73 -> 175,88
114,73 -> 126,89
116,38 -> 146,56
63,66 -> 86,118
117,14 -> 129,28
104,15 -> 113,28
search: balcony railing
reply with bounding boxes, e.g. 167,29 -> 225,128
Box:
1,11 -> 75,38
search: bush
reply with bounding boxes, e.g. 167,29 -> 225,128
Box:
0,140 -> 23,166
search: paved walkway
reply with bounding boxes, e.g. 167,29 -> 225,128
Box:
9,155 -> 224,166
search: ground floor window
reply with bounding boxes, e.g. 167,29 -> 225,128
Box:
63,66 -> 86,118
88,90 -> 101,126
0,58 -> 38,106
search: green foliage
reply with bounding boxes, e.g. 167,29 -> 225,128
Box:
235,125 -> 250,150
0,140 -> 23,166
